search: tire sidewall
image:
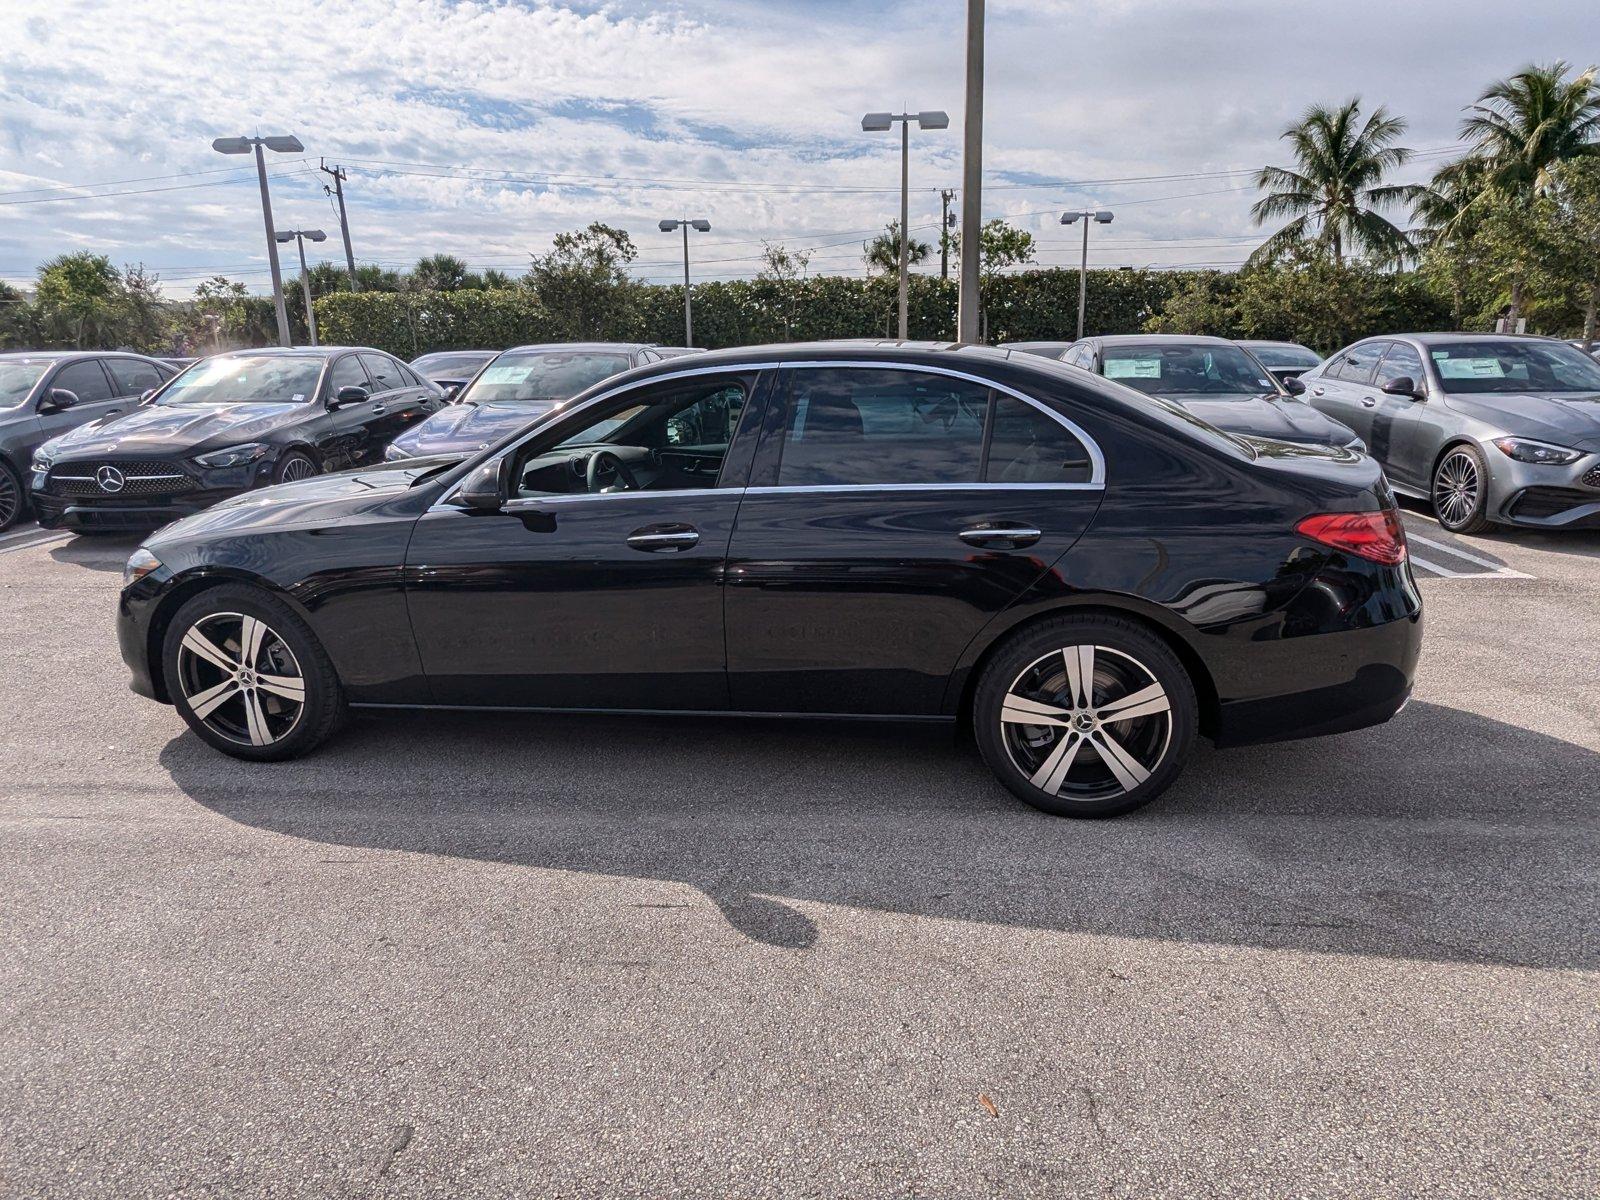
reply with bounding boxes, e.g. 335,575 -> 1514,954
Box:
0,458 -> 24,533
161,585 -> 341,761
973,615 -> 1198,818
1433,444 -> 1492,533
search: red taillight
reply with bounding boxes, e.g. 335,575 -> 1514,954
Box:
1295,509 -> 1408,565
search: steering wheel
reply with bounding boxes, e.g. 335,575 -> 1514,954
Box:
586,449 -> 639,493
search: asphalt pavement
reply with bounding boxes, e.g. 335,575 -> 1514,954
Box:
1,521 -> 1596,1198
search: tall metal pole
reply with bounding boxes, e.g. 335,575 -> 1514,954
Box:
320,160 -> 358,291
254,143 -> 291,347
681,221 -> 693,347
1077,217 -> 1090,341
957,0 -> 985,343
940,189 -> 954,281
293,235 -> 318,347
898,118 -> 910,339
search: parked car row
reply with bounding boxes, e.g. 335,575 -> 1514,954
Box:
1005,331 -> 1600,534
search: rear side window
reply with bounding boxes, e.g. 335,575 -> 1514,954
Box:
1375,343 -> 1424,387
984,397 -> 1094,484
105,358 -> 166,395
777,368 -> 988,487
329,356 -> 369,393
50,360 -> 114,403
1331,343 -> 1385,384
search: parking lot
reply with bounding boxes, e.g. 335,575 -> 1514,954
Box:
1,518 -> 1596,1197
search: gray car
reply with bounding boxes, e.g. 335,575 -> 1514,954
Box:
1294,333 -> 1600,533
0,351 -> 177,531
1056,335 -> 1363,452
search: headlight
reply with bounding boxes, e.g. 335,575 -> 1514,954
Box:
31,450 -> 56,473
195,442 -> 272,469
384,442 -> 412,462
123,547 -> 162,588
1491,437 -> 1583,466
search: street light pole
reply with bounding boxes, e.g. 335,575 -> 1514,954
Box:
862,109 -> 949,340
1060,209 -> 1115,340
659,218 -> 711,346
276,229 -> 327,346
212,134 -> 305,348
957,0 -> 985,343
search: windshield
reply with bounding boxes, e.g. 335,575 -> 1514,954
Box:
1429,341 -> 1600,394
158,355 -> 325,406
414,353 -> 490,377
458,351 -> 631,405
1102,344 -> 1279,398
0,360 -> 50,407
1248,344 -> 1321,369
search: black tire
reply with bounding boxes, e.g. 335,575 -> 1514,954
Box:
973,614 -> 1198,818
162,584 -> 345,761
0,458 -> 24,533
274,450 -> 319,484
1432,443 -> 1496,534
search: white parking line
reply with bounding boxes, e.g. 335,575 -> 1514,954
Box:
1407,532 -> 1521,573
0,530 -> 70,555
0,524 -> 43,547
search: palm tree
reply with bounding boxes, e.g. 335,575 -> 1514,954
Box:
1456,62 -> 1600,198
1248,99 -> 1423,267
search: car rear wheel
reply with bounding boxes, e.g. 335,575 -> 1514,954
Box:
0,460 -> 23,532
1432,444 -> 1495,534
275,451 -> 318,484
973,615 -> 1198,818
162,585 -> 345,761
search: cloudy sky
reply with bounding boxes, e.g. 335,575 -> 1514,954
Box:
1,0 -> 1595,295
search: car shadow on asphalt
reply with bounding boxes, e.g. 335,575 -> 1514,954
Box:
47,532 -> 143,573
159,699 -> 1597,967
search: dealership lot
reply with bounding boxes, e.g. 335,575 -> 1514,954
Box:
1,526 -> 1596,1197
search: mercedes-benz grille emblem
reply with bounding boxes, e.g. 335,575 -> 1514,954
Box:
95,465 -> 126,493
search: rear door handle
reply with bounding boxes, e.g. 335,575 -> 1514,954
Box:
959,525 -> 1042,548
627,524 -> 700,552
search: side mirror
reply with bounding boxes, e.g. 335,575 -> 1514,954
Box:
456,458 -> 506,512
1281,375 -> 1307,396
38,388 -> 80,414
1381,376 -> 1423,400
140,389 -> 157,404
330,384 -> 369,408
438,380 -> 466,401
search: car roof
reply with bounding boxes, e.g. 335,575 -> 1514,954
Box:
1093,334 -> 1236,347
0,350 -> 157,361
499,342 -> 654,354
1376,332 -> 1569,346
211,345 -> 381,358
1238,339 -> 1314,349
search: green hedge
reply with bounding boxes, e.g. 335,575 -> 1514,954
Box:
315,269 -> 1206,357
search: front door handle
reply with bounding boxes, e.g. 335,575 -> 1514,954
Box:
1312,386 -> 1326,396
627,524 -> 700,552
1361,396 -> 1377,408
959,525 -> 1042,548
370,403 -> 387,415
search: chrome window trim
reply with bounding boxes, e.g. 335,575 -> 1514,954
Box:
434,358 -> 1108,509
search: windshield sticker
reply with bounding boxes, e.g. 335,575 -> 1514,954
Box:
1105,357 -> 1161,379
480,365 -> 533,384
291,393 -> 305,403
1434,355 -> 1505,379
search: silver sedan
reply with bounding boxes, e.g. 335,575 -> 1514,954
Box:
1292,333 -> 1600,534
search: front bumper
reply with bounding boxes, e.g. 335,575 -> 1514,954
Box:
31,456 -> 275,532
117,573 -> 166,701
1488,450 -> 1600,528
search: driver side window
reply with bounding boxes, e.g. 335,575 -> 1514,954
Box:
510,373 -> 756,498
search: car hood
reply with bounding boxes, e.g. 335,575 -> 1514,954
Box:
390,400 -> 558,458
1163,394 -> 1358,447
45,401 -> 312,459
1442,391 -> 1600,452
147,461 -> 435,545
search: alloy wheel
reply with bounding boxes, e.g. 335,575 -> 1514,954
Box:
1000,645 -> 1173,802
176,612 -> 306,747
279,456 -> 317,483
1434,451 -> 1480,528
0,466 -> 20,530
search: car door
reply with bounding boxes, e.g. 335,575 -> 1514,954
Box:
313,353 -> 379,470
403,367 -> 769,709
103,356 -> 171,406
723,363 -> 1105,716
1368,341 -> 1432,488
1308,342 -> 1385,444
37,359 -> 127,449
357,353 -> 433,455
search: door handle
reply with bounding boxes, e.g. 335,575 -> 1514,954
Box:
1361,396 -> 1377,408
370,403 -> 387,415
1312,387 -> 1326,396
627,524 -> 700,552
959,525 -> 1042,548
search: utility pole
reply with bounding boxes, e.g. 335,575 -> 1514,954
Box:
940,189 -> 955,281
319,159 -> 359,290
957,0 -> 985,343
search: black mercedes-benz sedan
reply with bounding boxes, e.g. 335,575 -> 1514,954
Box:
32,346 -> 442,533
116,342 -> 1421,817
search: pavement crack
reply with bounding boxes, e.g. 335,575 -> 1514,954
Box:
375,1122 -> 414,1178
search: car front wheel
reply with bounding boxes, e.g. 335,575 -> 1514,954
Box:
1432,444 -> 1495,534
974,615 -> 1198,818
0,459 -> 24,532
162,585 -> 345,761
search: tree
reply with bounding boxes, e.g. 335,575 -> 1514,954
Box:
33,253 -> 127,348
1455,62 -> 1600,198
753,242 -> 812,339
410,253 -> 474,291
863,222 -> 931,274
1545,158 -> 1600,344
1249,98 -> 1422,267
0,281 -> 38,349
479,268 -> 513,289
120,264 -> 169,352
523,223 -> 641,339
